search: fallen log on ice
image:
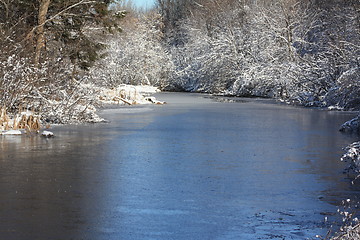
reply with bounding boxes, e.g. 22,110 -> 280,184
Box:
112,96 -> 133,105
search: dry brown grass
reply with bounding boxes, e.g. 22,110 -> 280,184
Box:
0,107 -> 41,133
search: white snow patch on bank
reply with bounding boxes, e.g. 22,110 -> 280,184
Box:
2,130 -> 23,135
84,84 -> 165,106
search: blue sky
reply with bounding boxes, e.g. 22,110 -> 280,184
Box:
132,0 -> 156,9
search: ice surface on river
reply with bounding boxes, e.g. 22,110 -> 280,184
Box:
0,93 -> 358,240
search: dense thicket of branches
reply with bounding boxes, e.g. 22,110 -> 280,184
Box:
158,0 -> 360,110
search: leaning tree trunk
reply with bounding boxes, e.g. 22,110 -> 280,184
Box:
34,0 -> 51,67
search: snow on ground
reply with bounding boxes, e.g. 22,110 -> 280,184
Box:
96,84 -> 165,105
2,130 -> 23,135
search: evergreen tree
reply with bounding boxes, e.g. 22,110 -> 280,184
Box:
0,0 -> 124,69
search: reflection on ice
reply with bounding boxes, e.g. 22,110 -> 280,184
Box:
101,107 -> 154,114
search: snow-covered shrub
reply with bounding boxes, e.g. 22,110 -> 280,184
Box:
0,55 -> 102,124
341,142 -> 360,174
0,55 -> 39,111
37,78 -> 102,124
339,114 -> 360,133
331,224 -> 360,240
167,1 -> 250,94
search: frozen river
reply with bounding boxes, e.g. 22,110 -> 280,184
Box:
0,92 -> 359,239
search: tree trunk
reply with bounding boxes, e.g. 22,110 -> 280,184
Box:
34,0 -> 51,67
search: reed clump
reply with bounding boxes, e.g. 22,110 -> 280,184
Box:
0,107 -> 41,133
0,107 -> 11,131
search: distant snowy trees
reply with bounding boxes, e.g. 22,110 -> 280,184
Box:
158,0 -> 360,110
90,10 -> 174,89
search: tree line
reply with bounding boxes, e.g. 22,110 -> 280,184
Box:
0,0 -> 359,124
157,0 -> 360,110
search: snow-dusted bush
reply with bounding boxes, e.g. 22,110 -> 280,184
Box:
339,114 -> 360,133
331,224 -> 360,240
0,55 -> 39,111
341,142 -> 360,174
329,198 -> 360,240
166,0 -> 316,96
0,55 -> 102,124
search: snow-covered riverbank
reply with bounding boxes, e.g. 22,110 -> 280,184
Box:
0,84 -> 165,136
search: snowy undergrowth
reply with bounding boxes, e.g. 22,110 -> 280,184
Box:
39,83 -> 164,124
0,55 -> 163,129
328,122 -> 360,239
341,142 -> 360,180
0,55 -> 100,124
326,145 -> 360,240
340,115 -> 360,134
89,12 -> 173,90
329,199 -> 360,240
331,224 -> 360,240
